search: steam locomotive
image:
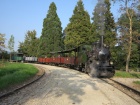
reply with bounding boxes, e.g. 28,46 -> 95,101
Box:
83,36 -> 115,77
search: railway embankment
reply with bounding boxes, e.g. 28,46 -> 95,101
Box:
113,70 -> 140,92
112,77 -> 140,92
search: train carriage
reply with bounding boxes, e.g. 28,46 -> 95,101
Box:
11,53 -> 23,62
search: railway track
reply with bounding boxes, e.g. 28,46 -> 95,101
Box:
74,69 -> 140,103
68,67 -> 140,103
101,78 -> 140,104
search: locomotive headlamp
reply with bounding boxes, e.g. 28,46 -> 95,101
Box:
96,61 -> 99,65
110,61 -> 113,65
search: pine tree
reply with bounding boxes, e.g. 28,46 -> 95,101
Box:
104,0 -> 116,46
64,0 -> 91,49
39,2 -> 62,56
92,0 -> 116,47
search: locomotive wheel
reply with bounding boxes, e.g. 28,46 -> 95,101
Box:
78,67 -> 82,71
81,68 -> 87,73
88,71 -> 92,77
107,71 -> 115,78
87,68 -> 93,77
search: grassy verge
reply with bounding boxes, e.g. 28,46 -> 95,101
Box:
133,81 -> 140,85
0,62 -> 38,90
115,71 -> 140,85
115,71 -> 140,78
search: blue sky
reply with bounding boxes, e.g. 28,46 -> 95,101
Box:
0,0 -> 120,51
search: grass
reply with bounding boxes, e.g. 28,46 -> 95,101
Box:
115,70 -> 140,78
0,62 -> 38,90
133,81 -> 140,85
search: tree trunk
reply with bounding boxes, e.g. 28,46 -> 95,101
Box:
125,18 -> 132,72
125,42 -> 131,72
10,53 -> 11,62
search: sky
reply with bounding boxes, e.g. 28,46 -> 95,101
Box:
0,0 -> 121,51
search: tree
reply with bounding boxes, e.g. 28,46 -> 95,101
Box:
0,33 -> 5,52
39,2 -> 63,56
92,0 -> 116,47
113,0 -> 140,72
117,11 -> 140,70
19,30 -> 38,56
104,0 -> 116,46
8,35 -> 14,61
0,51 -> 9,60
64,0 -> 91,49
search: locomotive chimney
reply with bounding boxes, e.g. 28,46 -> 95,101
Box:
101,35 -> 103,48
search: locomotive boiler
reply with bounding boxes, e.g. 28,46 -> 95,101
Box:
82,36 -> 115,77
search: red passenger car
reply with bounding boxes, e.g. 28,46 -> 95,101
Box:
37,47 -> 80,68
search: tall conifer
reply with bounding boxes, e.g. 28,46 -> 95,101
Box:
64,0 -> 91,49
39,2 -> 62,56
104,0 -> 116,46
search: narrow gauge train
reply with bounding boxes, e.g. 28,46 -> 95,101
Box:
24,37 -> 115,77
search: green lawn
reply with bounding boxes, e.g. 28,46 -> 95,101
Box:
0,62 -> 38,90
115,70 -> 140,78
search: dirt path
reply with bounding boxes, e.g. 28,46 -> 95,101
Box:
0,64 -> 139,105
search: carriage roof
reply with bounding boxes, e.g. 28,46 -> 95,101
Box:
50,47 -> 80,54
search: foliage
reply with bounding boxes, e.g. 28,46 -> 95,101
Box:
39,2 -> 63,57
104,0 -> 116,47
8,35 -> 14,52
0,62 -> 38,90
113,0 -> 140,72
0,51 -> 9,60
19,30 -> 38,56
0,33 -> 6,52
112,0 -> 140,72
117,4 -> 140,71
64,0 -> 91,49
111,46 -> 126,69
129,43 -> 139,69
8,35 -> 14,61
